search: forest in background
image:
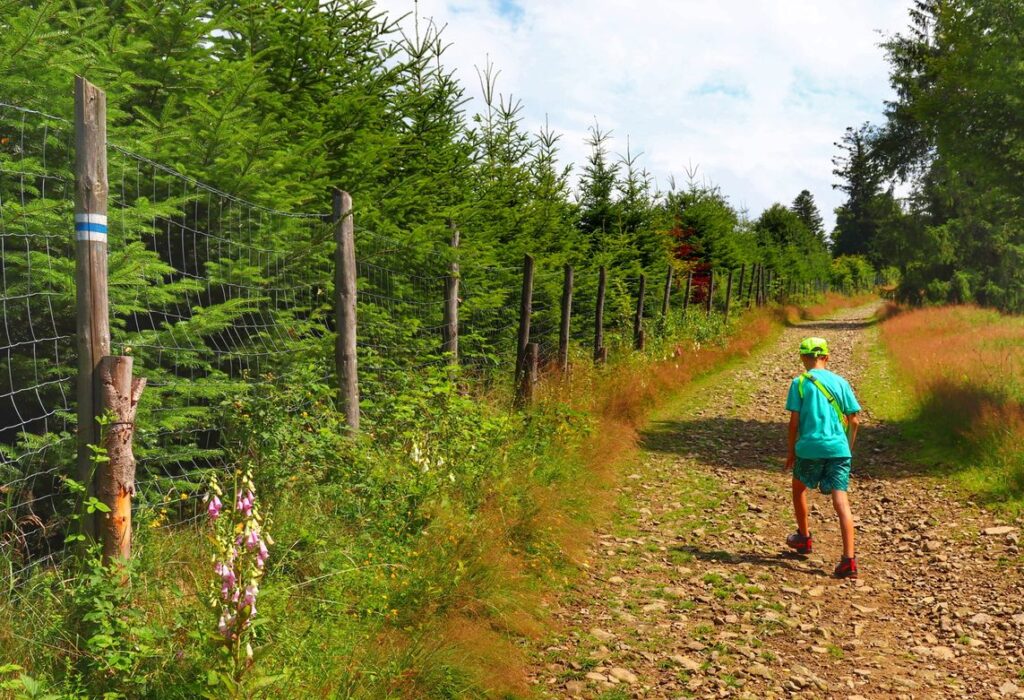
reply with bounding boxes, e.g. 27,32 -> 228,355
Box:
831,0 -> 1024,312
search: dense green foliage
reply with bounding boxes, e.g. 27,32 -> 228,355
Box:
0,1 -> 849,697
832,0 -> 1024,311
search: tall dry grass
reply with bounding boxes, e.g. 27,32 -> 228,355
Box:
879,305 -> 1024,510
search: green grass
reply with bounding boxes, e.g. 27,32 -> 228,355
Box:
861,320 -> 1024,514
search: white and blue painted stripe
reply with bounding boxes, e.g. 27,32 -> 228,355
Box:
75,213 -> 108,242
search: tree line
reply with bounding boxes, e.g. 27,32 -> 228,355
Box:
1,0 -> 835,313
831,0 -> 1024,312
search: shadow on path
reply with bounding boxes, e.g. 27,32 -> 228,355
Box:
785,318 -> 879,332
672,545 -> 829,577
641,416 -> 924,480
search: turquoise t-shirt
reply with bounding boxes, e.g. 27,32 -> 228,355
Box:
785,369 -> 861,459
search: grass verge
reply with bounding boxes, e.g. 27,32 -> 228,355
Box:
865,304 -> 1024,514
0,297 -> 871,699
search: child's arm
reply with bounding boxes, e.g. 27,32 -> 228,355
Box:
847,412 -> 861,451
785,411 -> 799,471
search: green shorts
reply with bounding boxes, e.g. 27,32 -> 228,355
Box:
794,457 -> 851,494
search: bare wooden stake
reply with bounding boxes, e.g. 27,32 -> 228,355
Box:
660,265 -> 673,322
737,264 -> 746,309
97,356 -> 145,563
333,189 -> 359,432
514,254 -> 534,405
594,266 -> 606,363
683,271 -> 693,315
724,268 -> 735,320
443,221 -> 459,365
558,264 -> 573,373
74,77 -> 111,542
633,273 -> 646,350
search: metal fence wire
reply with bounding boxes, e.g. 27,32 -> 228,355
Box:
0,93 -> 808,593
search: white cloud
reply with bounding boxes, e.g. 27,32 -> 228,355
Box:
375,0 -> 913,229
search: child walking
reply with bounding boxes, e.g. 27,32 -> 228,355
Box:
783,337 -> 862,578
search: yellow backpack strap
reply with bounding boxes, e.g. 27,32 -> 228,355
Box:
801,372 -> 849,432
798,375 -> 805,399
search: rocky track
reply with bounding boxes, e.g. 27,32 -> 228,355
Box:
530,305 -> 1024,699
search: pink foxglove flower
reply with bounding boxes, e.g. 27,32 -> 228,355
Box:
208,469 -> 269,673
207,495 -> 223,520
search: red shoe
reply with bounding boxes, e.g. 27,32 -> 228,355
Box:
833,556 -> 858,579
786,531 -> 812,555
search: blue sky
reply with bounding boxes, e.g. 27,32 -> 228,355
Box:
376,0 -> 914,230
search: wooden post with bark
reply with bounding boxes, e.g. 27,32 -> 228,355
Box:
724,268 -> 735,321
333,188 -> 359,432
594,266 -> 606,363
74,76 -> 111,541
558,264 -> 573,373
97,356 -> 145,562
633,274 -> 646,351
683,271 -> 693,315
514,255 -> 534,405
443,221 -> 459,366
660,265 -> 673,324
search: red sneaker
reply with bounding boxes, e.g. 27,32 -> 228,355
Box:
833,556 -> 858,579
785,531 -> 812,555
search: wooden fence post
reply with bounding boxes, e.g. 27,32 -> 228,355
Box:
756,264 -> 765,307
74,76 -> 111,541
97,356 -> 145,562
705,269 -> 715,316
747,264 -> 757,308
558,264 -> 573,373
594,266 -> 606,363
633,273 -> 646,351
519,343 -> 539,405
443,221 -> 459,366
683,271 -> 693,315
737,264 -> 746,311
660,265 -> 673,324
333,189 -> 359,432
724,268 -> 735,321
514,254 -> 534,404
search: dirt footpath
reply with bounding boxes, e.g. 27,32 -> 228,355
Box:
530,305 -> 1024,699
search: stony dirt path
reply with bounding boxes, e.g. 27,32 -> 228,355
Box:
530,304 -> 1024,699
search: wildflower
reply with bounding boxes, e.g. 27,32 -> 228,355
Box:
242,583 -> 258,607
207,494 -> 223,521
257,539 -> 269,569
236,491 -> 253,516
245,529 -> 260,551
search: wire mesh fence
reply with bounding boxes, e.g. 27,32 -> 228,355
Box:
0,101 -> 76,584
0,90 -> 822,596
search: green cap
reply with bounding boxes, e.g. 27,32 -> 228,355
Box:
799,337 -> 830,357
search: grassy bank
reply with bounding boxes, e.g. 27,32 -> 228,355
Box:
868,305 -> 1024,514
0,297 -> 869,699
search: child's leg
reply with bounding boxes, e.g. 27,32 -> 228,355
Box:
831,490 -> 855,559
791,478 -> 809,536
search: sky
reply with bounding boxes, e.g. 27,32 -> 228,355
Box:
374,0 -> 914,230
